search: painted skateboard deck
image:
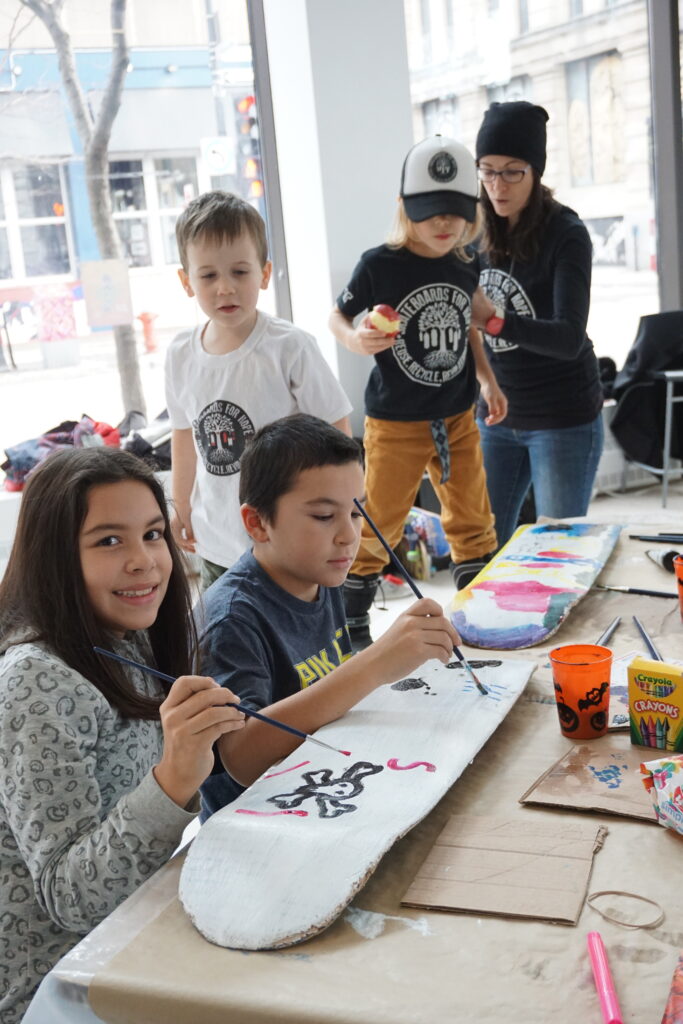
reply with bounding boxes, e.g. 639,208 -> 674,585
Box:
179,656 -> 534,950
448,522 -> 621,650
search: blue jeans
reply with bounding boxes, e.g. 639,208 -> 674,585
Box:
477,413 -> 604,548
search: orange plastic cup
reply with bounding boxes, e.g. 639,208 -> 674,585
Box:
549,644 -> 612,739
674,556 -> 683,621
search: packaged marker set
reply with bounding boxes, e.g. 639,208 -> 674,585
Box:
640,753 -> 683,836
628,656 -> 683,752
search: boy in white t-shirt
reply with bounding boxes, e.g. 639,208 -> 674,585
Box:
165,191 -> 352,588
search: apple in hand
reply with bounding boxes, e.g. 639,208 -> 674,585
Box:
367,304 -> 401,336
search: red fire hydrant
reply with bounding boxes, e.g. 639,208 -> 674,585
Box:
137,311 -> 158,353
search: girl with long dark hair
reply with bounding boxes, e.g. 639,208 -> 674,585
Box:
0,447 -> 244,1021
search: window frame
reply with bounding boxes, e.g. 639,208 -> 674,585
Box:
0,162 -> 73,281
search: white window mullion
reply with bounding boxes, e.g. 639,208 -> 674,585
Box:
59,163 -> 75,277
143,156 -> 163,265
2,166 -> 26,280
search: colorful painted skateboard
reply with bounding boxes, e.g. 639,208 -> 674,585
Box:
179,656 -> 534,950
449,522 -> 621,650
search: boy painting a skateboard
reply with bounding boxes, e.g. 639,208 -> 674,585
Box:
197,413 -> 459,819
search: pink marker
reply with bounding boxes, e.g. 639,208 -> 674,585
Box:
587,932 -> 623,1024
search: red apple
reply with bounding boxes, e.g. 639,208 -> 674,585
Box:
368,304 -> 401,336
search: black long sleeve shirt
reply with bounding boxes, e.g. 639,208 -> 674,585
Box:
478,204 -> 602,429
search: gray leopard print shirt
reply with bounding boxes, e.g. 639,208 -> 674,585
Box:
0,635 -> 198,1023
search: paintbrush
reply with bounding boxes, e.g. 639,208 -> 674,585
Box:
352,498 -> 488,696
93,646 -> 351,756
596,584 -> 677,599
631,616 -> 663,661
629,534 -> 683,544
595,616 -> 621,646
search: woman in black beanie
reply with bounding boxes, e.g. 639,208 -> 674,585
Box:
471,100 -> 603,547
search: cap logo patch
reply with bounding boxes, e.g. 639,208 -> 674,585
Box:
428,151 -> 457,183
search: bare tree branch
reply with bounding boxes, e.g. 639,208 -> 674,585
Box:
0,4 -> 35,76
90,0 -> 129,156
5,5 -> 35,51
14,0 -> 146,416
19,0 -> 93,145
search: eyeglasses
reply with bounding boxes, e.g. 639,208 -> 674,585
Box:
477,165 -> 531,184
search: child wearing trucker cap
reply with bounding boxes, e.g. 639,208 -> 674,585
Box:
329,136 -> 506,648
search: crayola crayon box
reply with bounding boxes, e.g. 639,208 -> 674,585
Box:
628,657 -> 683,752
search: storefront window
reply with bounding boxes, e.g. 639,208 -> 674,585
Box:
109,160 -> 150,266
0,229 -> 10,279
160,216 -> 179,265
109,160 -> 146,214
155,157 -> 198,209
422,96 -> 459,138
20,223 -> 70,276
115,217 -> 151,268
4,163 -> 71,277
0,0 -> 271,316
566,52 -> 625,187
0,189 -> 7,279
14,164 -> 64,219
487,75 -> 530,104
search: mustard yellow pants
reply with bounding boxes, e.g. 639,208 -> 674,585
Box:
351,409 -> 497,577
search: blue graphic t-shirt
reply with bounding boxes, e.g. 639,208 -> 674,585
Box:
336,244 -> 479,420
196,550 -> 353,818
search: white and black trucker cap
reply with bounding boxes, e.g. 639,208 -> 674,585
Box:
400,135 -> 478,223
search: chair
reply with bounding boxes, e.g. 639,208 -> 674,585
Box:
609,310 -> 683,506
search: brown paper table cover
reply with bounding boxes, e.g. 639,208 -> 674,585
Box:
54,525 -> 683,1023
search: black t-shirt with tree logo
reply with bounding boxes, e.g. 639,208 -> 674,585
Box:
337,244 -> 479,421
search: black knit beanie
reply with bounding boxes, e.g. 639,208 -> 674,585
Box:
475,101 -> 549,175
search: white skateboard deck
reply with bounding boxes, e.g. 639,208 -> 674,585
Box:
179,656 -> 534,949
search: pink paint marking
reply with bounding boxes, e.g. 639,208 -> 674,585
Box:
387,758 -> 436,773
477,580 -> 580,613
263,760 -> 311,779
235,809 -> 308,817
536,549 -> 579,560
522,561 -> 573,570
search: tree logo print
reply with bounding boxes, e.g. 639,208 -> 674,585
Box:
193,400 -> 255,476
392,283 -> 469,386
479,268 -> 535,353
420,301 -> 461,369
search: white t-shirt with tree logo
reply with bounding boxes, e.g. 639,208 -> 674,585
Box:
165,311 -> 352,567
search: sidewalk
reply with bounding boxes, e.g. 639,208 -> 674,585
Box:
0,327 -> 180,458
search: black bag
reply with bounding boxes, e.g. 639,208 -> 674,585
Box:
609,311 -> 683,469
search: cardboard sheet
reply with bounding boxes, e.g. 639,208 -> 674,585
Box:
520,736 -> 658,823
401,814 -> 606,924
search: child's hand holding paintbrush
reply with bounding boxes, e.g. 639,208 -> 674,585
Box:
357,596 -> 460,682
353,499 -> 488,694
